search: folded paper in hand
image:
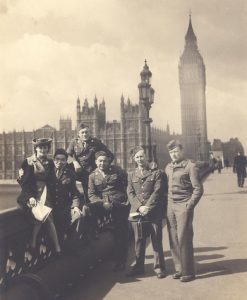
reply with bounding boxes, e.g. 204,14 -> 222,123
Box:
32,202 -> 52,222
128,212 -> 141,222
31,184 -> 52,222
71,211 -> 81,224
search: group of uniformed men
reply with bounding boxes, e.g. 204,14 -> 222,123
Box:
18,122 -> 204,283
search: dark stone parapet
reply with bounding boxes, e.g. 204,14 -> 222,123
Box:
0,206 -> 114,298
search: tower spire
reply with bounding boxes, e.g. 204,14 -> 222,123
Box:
185,13 -> 197,42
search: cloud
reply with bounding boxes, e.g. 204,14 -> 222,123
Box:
0,0 -> 246,151
0,0 -> 7,14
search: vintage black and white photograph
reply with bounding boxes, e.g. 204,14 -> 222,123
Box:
0,0 -> 246,299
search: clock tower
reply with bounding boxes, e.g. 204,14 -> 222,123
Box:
179,15 -> 209,161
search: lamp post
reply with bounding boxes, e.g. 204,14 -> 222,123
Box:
138,60 -> 155,162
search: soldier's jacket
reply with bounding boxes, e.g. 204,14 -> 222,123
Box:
88,165 -> 128,207
49,164 -> 83,210
127,168 -> 167,221
67,137 -> 114,173
165,159 -> 203,208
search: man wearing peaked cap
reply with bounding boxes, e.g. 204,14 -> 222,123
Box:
165,140 -> 204,282
67,123 -> 114,203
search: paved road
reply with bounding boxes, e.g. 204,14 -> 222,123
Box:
64,169 -> 247,300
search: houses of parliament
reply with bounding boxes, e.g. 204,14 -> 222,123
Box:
1,16 -> 241,180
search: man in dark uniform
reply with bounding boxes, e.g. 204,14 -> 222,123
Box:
88,151 -> 130,272
165,140 -> 203,282
233,152 -> 247,187
50,148 -> 87,248
67,123 -> 114,202
127,146 -> 167,279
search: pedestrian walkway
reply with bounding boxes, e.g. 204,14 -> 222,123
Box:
64,169 -> 247,300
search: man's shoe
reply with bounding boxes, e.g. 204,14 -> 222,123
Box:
112,263 -> 125,272
155,269 -> 166,279
172,272 -> 182,279
126,266 -> 144,277
180,275 -> 195,282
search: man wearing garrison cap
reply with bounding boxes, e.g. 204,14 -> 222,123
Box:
67,123 -> 114,202
165,140 -> 203,282
88,151 -> 130,272
127,146 -> 167,279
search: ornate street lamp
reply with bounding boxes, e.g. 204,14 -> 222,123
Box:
138,60 -> 156,162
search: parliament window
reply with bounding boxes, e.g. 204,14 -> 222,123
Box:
6,161 -> 12,170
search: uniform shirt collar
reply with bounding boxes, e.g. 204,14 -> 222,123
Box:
135,167 -> 152,178
95,166 -> 113,177
171,159 -> 188,168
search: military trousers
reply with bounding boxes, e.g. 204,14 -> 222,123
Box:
89,203 -> 130,265
167,201 -> 195,276
76,169 -> 90,203
131,220 -> 165,271
111,206 -> 130,265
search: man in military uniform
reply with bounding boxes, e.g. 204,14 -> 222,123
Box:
165,140 -> 203,282
88,151 -> 130,271
67,123 -> 114,202
50,148 -> 87,248
127,146 -> 167,279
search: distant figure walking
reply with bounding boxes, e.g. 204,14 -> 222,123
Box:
224,158 -> 230,169
216,157 -> 223,174
233,152 -> 247,187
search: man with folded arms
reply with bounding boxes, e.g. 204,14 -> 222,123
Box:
88,151 -> 130,272
165,140 -> 204,282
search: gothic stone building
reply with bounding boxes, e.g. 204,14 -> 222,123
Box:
0,62 -> 179,180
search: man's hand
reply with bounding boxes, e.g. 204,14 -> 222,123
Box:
28,197 -> 37,208
73,161 -> 82,172
71,207 -> 81,223
103,202 -> 113,211
186,202 -> 195,211
139,205 -> 150,216
81,205 -> 91,217
18,168 -> 24,178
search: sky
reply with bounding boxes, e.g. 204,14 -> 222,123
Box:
0,0 -> 246,149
